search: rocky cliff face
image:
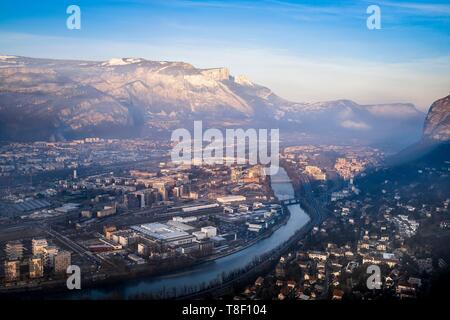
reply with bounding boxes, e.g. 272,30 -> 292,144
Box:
423,95 -> 450,142
0,55 -> 426,145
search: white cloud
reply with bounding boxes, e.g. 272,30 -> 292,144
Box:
380,1 -> 450,15
340,120 -> 371,130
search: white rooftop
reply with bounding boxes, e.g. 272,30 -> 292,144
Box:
132,222 -> 190,241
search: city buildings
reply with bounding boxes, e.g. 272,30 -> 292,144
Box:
304,166 -> 326,181
54,251 -> 71,274
217,195 -> 247,204
4,260 -> 20,282
97,205 -> 117,218
32,238 -> 48,256
29,256 -> 44,279
5,241 -> 24,260
131,223 -> 195,247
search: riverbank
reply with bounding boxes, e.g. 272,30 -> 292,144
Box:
0,206 -> 291,298
174,165 -> 321,299
178,204 -> 316,299
1,167 -> 312,300
78,167 -> 310,299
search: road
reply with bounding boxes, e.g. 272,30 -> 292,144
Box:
299,174 -> 327,224
43,225 -> 102,265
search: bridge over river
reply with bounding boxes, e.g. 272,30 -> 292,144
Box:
280,198 -> 301,205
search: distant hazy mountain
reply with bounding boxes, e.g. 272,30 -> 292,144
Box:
423,95 -> 450,142
0,55 -> 425,145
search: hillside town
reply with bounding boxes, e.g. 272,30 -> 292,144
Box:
234,145 -> 450,300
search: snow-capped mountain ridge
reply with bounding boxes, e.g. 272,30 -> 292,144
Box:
101,58 -> 145,66
0,55 -> 425,145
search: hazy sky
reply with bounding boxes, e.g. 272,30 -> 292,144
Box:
1,0 -> 449,111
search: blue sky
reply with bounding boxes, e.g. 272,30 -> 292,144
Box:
1,0 -> 449,110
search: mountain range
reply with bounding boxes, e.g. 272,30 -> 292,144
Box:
0,55 -> 430,146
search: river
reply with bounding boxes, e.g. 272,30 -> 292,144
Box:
70,167 -> 310,299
